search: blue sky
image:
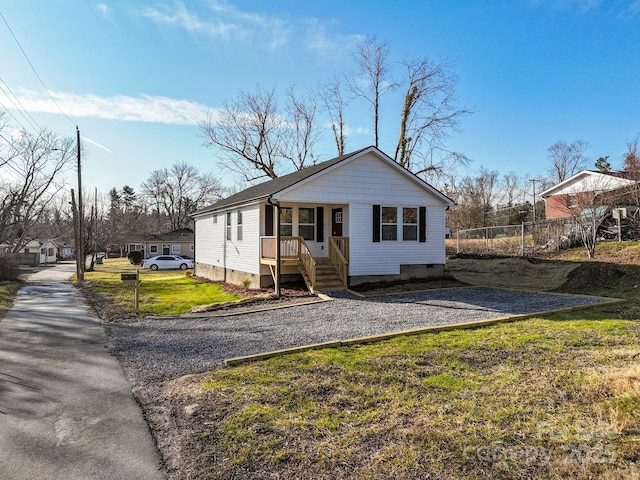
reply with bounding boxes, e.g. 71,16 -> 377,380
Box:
1,0 -> 640,201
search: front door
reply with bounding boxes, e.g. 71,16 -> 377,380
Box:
162,244 -> 170,255
332,208 -> 343,236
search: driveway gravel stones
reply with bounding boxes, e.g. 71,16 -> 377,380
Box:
106,287 -> 606,386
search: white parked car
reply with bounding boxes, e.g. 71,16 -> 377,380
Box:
143,255 -> 194,271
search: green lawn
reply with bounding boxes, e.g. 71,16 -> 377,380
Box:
0,280 -> 21,315
82,257 -> 240,316
180,310 -> 640,479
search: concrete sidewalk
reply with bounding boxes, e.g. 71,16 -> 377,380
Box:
0,263 -> 165,480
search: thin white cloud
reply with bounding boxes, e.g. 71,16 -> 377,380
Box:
0,88 -> 216,126
83,136 -> 112,153
323,121 -> 369,136
305,19 -> 364,58
96,3 -> 112,16
140,1 -> 291,49
142,3 -> 237,39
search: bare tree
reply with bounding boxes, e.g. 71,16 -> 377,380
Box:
0,126 -> 75,250
620,138 -> 640,235
564,176 -> 623,258
200,85 -> 322,182
623,137 -> 640,176
547,139 -> 589,184
394,57 -> 472,175
501,171 -> 523,207
141,162 -> 223,231
280,86 -> 322,170
348,37 -> 398,148
201,86 -> 282,182
447,167 -> 499,230
320,75 -> 348,156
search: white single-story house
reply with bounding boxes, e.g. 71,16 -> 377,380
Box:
192,146 -> 455,291
53,240 -> 75,260
19,240 -> 58,264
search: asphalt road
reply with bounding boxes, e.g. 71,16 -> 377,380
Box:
0,264 -> 165,480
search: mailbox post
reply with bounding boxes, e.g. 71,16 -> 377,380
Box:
120,270 -> 140,313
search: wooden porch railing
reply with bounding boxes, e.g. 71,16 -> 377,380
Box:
260,236 -> 348,291
260,236 -> 300,260
298,238 -> 316,290
328,236 -> 349,284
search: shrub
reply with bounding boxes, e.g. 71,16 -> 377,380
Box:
127,250 -> 144,265
0,258 -> 19,280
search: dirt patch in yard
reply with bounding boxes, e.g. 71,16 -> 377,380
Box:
445,256 -> 581,291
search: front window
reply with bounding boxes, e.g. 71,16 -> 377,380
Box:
382,207 -> 397,241
226,212 -> 232,240
403,208 -> 418,241
237,210 -> 243,241
48,247 -> 54,256
280,207 -> 293,236
298,207 -> 315,241
172,245 -> 181,254
150,245 -> 158,254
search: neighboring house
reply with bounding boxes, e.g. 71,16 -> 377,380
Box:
192,146 -> 455,291
53,240 -> 75,260
541,170 -> 636,220
109,228 -> 195,259
18,240 -> 58,264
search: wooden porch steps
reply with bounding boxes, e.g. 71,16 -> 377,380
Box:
302,258 -> 346,292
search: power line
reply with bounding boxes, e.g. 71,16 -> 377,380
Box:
0,76 -> 41,132
0,8 -> 75,127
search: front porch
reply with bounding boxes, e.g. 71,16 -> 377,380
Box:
260,236 -> 349,292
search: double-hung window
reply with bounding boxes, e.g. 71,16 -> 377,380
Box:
403,208 -> 418,241
298,207 -> 315,241
226,212 -> 232,240
280,208 -> 293,236
237,210 -> 243,241
381,207 -> 398,241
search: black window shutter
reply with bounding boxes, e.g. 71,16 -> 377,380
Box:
316,206 -> 324,242
265,204 -> 274,236
419,206 -> 426,243
373,205 -> 381,242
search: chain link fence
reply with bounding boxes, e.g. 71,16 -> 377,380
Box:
450,218 -> 582,256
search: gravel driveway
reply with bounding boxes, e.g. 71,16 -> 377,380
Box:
106,287 -> 605,386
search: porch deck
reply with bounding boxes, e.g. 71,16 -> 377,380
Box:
260,236 -> 349,292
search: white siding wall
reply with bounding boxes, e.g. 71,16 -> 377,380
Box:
278,152 -> 444,207
277,152 -> 447,275
348,204 -> 445,275
195,204 -> 261,275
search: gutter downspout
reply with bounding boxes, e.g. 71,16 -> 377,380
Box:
267,196 -> 281,298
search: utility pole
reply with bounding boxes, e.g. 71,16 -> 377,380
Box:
529,177 -> 540,222
76,126 -> 84,281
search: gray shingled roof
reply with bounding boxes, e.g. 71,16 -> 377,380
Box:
193,146 -> 371,216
